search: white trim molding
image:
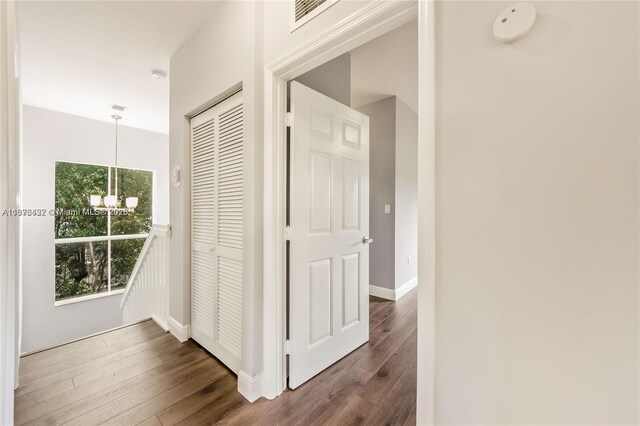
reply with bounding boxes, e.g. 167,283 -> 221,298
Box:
168,316 -> 190,343
396,276 -> 417,300
369,277 -> 417,301
369,285 -> 395,301
238,370 -> 263,403
151,315 -> 169,333
0,2 -> 21,424
55,288 -> 124,307
417,1 -> 437,425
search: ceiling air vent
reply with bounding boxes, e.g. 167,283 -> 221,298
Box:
292,0 -> 338,31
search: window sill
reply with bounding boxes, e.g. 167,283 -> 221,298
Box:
54,289 -> 125,307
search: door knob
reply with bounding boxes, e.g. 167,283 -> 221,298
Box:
362,237 -> 373,244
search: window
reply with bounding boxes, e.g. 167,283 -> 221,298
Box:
54,161 -> 153,303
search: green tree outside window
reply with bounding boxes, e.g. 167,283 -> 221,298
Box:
54,161 -> 153,301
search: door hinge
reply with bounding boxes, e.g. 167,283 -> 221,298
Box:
285,339 -> 292,354
285,112 -> 293,127
285,225 -> 292,241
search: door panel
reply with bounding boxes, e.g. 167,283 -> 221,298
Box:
289,81 -> 370,389
190,91 -> 243,374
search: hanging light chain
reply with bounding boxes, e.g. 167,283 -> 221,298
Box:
112,114 -> 121,204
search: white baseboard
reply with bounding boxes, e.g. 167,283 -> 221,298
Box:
168,316 -> 190,342
151,315 -> 169,332
238,370 -> 263,402
369,277 -> 417,301
369,284 -> 396,300
396,276 -> 417,300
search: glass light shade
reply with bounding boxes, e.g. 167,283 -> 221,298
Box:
104,195 -> 117,208
89,195 -> 102,207
125,197 -> 138,209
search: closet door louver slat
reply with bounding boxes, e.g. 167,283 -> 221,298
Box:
191,116 -> 217,343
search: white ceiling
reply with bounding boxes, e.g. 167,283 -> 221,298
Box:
17,1 -> 218,134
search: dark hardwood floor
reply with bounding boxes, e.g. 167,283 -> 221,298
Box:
15,289 -> 417,425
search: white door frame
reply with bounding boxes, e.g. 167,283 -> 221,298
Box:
0,1 -> 21,424
262,1 -> 435,424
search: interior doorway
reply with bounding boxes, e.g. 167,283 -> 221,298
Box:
283,19 -> 419,406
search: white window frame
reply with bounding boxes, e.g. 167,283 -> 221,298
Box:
53,162 -> 154,306
290,0 -> 339,32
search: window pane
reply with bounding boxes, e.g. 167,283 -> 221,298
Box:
111,167 -> 153,235
55,241 -> 108,301
110,238 -> 145,290
55,162 -> 108,239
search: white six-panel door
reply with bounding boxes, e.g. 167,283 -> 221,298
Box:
190,91 -> 244,374
289,81 -> 370,388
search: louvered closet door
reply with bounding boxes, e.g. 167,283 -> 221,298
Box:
190,91 -> 243,374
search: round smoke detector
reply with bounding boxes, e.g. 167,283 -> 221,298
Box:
151,69 -> 168,80
494,2 -> 536,43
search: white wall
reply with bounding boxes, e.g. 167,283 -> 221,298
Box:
394,98 -> 417,288
21,105 -> 169,353
350,19 -> 419,292
169,0 -> 263,379
358,97 -> 397,290
435,1 -> 639,424
359,96 -> 418,292
351,19 -> 418,113
294,53 -> 351,106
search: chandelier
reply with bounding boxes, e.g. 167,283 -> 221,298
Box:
89,114 -> 138,211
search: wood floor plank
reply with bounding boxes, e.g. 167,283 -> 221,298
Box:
32,353 -> 213,426
357,307 -> 417,373
20,339 -> 107,369
16,355 -> 165,424
136,415 -> 162,426
19,321 -> 155,368
19,321 -> 160,376
16,290 -> 418,426
369,290 -> 416,331
257,344 -> 371,425
365,357 -> 417,426
403,404 -> 417,426
17,334 -> 179,396
72,352 -> 164,388
359,329 -> 417,406
101,322 -> 162,347
18,344 -> 208,425
99,366 -> 228,425
173,379 -> 246,426
368,296 -> 391,317
322,394 -> 378,426
293,366 -> 373,426
14,378 -> 75,412
369,299 -> 415,347
16,332 -> 178,398
19,331 -> 172,385
155,372 -> 237,425
217,395 -> 279,425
